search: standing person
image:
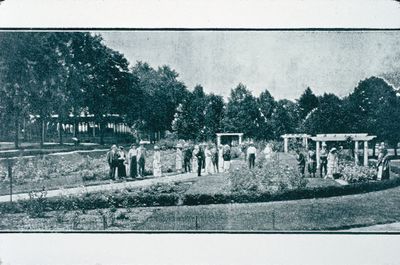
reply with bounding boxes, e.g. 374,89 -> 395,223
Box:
377,145 -> 391,180
247,142 -> 257,169
223,145 -> 231,172
196,145 -> 205,176
211,144 -> 219,173
153,145 -> 162,177
175,143 -> 183,174
296,149 -> 306,177
307,147 -> 317,178
326,148 -> 338,179
205,144 -> 213,175
319,143 -> 328,178
184,143 -> 192,173
263,143 -> 273,160
137,142 -> 147,178
218,145 -> 224,172
127,144 -> 138,179
117,146 -> 127,179
192,145 -> 199,173
106,145 -> 118,180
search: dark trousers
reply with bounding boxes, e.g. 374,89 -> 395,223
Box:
130,156 -> 137,178
248,154 -> 255,169
320,159 -> 327,177
184,159 -> 191,173
138,157 -> 145,177
109,165 -> 116,180
212,159 -> 219,173
197,159 -> 203,176
299,164 -> 305,177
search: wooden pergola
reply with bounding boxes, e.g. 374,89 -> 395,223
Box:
216,133 -> 244,147
281,134 -> 311,153
310,133 -> 376,167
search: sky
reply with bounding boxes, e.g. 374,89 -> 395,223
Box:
100,31 -> 400,100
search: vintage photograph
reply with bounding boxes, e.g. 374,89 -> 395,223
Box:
0,30 -> 399,231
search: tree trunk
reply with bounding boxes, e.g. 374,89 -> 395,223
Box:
14,117 -> 19,149
40,119 -> 45,148
100,122 -> 105,145
58,122 -> 63,145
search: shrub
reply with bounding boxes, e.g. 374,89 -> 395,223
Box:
337,160 -> 376,183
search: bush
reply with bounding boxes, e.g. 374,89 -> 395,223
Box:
228,156 -> 307,196
337,160 -> 377,183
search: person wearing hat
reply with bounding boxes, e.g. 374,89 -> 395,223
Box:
137,141 -> 147,178
127,144 -> 138,179
319,143 -> 328,178
192,145 -> 199,173
246,141 -> 257,169
307,146 -> 317,178
223,145 -> 231,172
196,144 -> 206,176
106,144 -> 118,180
377,145 -> 391,180
184,143 -> 192,173
116,146 -> 127,178
326,147 -> 338,179
211,144 -> 219,173
204,143 -> 214,175
153,145 -> 162,177
175,143 -> 183,174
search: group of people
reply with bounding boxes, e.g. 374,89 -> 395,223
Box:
181,143 -> 233,177
295,142 -> 392,180
295,143 -> 339,179
106,143 -> 147,180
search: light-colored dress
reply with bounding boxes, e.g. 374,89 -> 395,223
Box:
218,148 -> 224,172
176,149 -> 183,173
263,145 -> 273,160
153,151 -> 162,177
205,147 -> 213,174
326,153 -> 338,179
192,149 -> 199,173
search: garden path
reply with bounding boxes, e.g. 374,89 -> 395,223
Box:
0,172 -> 199,203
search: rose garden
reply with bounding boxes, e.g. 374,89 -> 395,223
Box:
0,32 -> 400,230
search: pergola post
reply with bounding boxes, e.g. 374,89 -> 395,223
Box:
217,134 -> 221,147
238,134 -> 243,145
305,137 -> 309,149
316,141 -> 320,168
363,141 -> 369,166
354,141 -> 359,165
284,137 -> 288,153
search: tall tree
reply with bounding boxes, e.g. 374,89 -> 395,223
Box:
256,89 -> 276,140
203,93 -> 225,141
222,83 -> 260,138
297,87 -> 319,120
270,99 -> 300,139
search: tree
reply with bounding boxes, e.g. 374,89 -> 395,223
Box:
346,77 -> 400,155
303,93 -> 346,135
222,83 -> 260,138
256,89 -> 276,140
297,87 -> 319,120
270,99 -> 300,139
203,93 -> 225,141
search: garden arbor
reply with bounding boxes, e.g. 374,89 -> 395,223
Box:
281,134 -> 311,153
216,133 -> 243,147
310,133 -> 376,167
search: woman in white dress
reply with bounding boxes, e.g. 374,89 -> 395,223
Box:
218,145 -> 224,172
205,144 -> 213,175
153,145 -> 162,177
192,145 -> 199,173
326,148 -> 338,179
263,143 -> 273,160
175,143 -> 183,174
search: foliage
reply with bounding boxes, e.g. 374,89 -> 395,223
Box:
298,87 -> 319,119
229,156 -> 307,196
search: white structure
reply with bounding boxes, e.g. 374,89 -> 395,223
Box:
281,134 -> 311,153
216,133 -> 244,147
310,133 -> 376,167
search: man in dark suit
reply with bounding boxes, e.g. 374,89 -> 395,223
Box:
107,145 -> 118,180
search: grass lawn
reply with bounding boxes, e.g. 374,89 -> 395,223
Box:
136,184 -> 400,231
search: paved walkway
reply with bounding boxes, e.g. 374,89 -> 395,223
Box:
0,172 -> 198,203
